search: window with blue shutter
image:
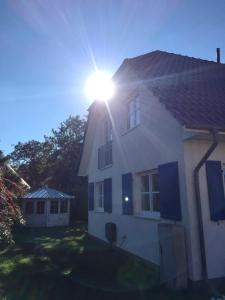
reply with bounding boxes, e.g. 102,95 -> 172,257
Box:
205,160 -> 225,221
159,161 -> 181,221
104,178 -> 112,213
122,173 -> 133,215
88,182 -> 94,211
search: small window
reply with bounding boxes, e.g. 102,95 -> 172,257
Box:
140,172 -> 160,217
50,200 -> 59,214
37,201 -> 45,214
103,118 -> 112,143
95,181 -> 104,212
60,199 -> 68,213
25,201 -> 34,214
127,97 -> 140,130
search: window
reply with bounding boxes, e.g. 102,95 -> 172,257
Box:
50,200 -> 59,214
127,97 -> 140,130
140,172 -> 160,217
60,199 -> 68,213
95,181 -> 104,212
37,201 -> 45,214
98,141 -> 112,169
25,201 -> 34,214
98,117 -> 113,170
103,118 -> 112,143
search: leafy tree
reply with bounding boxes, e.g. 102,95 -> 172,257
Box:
10,116 -> 88,220
11,140 -> 48,188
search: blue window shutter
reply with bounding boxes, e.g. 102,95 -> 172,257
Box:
88,182 -> 94,211
122,173 -> 133,215
205,161 -> 225,221
104,178 -> 112,213
159,161 -> 181,221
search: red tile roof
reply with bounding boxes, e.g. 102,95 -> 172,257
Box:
115,50 -> 225,130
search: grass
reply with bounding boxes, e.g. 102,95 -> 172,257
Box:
0,223 -> 223,300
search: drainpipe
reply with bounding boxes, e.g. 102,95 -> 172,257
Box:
193,129 -> 218,282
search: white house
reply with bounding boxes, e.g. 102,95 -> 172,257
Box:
79,50 -> 225,284
20,186 -> 73,227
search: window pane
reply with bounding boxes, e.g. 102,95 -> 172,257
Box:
104,120 -> 108,142
130,113 -> 135,128
96,182 -> 104,209
152,193 -> 160,212
128,100 -> 135,129
135,98 -> 140,110
129,101 -> 134,114
103,118 -> 112,143
60,200 -> 68,213
141,175 -> 149,192
98,195 -> 103,208
152,173 -> 159,191
99,182 -> 103,195
37,201 -> 45,214
142,194 -> 150,211
109,126 -> 113,141
135,107 -> 140,125
50,200 -> 58,214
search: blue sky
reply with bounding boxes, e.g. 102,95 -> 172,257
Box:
1,0 -> 225,154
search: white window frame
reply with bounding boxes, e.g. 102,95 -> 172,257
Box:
95,181 -> 104,212
127,97 -> 140,130
140,171 -> 160,219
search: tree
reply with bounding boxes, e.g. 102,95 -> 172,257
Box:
10,115 -> 88,220
0,151 -> 27,242
10,140 -> 48,189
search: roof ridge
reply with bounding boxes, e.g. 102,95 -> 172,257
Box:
127,49 -> 225,66
22,186 -> 74,199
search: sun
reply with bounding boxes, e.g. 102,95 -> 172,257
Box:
84,71 -> 115,102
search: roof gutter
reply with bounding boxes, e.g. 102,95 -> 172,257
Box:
193,128 -> 218,282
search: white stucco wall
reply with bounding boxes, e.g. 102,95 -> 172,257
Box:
87,85 -> 191,268
184,139 -> 225,281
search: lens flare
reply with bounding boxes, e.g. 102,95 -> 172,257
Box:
84,71 -> 115,102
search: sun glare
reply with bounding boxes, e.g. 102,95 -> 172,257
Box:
84,71 -> 115,102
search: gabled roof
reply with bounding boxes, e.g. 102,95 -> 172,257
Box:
115,50 -> 225,130
22,186 -> 74,199
78,50 -> 225,176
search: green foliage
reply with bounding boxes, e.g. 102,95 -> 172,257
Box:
10,116 -> 88,220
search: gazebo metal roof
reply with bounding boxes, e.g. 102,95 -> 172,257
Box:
21,186 -> 74,199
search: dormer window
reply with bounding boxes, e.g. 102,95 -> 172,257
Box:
127,97 -> 140,130
98,116 -> 113,169
103,118 -> 112,143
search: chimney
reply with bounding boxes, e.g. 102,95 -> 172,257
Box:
216,48 -> 221,63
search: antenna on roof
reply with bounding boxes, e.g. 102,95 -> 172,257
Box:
216,48 -> 221,63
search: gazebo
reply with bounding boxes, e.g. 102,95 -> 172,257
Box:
20,186 -> 74,227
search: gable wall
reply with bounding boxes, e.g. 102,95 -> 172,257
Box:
87,83 -> 194,268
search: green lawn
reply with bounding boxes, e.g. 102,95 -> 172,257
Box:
0,223 -> 221,300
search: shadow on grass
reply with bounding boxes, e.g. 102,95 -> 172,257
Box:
0,223 -> 214,300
